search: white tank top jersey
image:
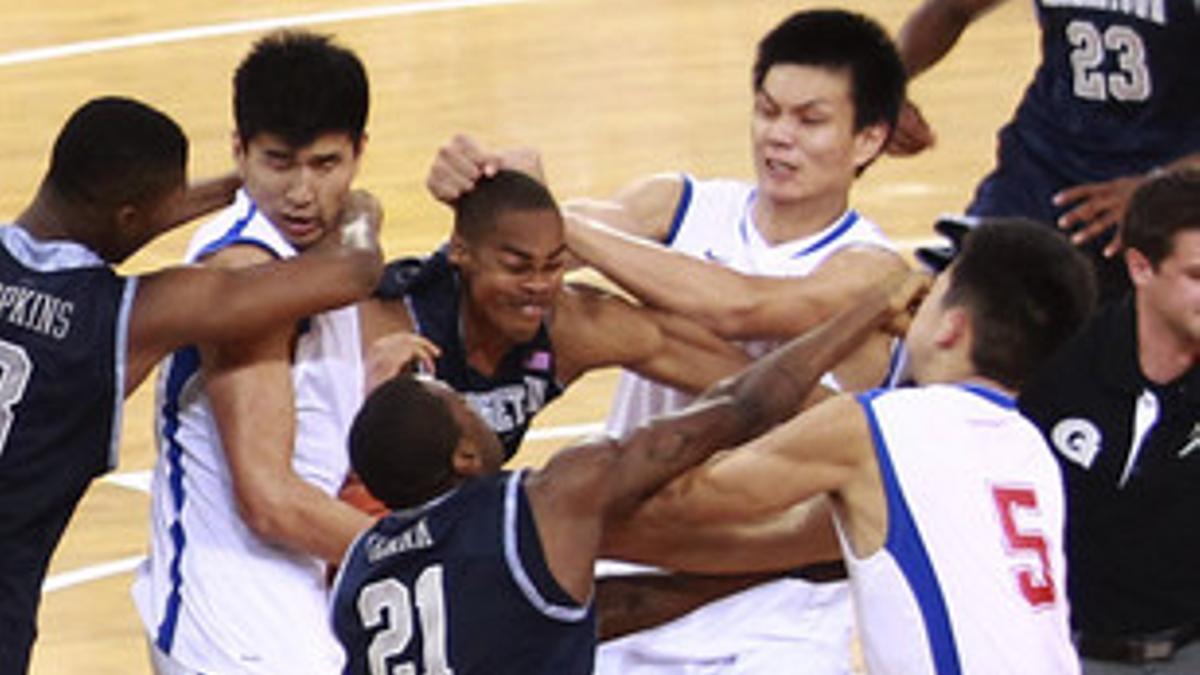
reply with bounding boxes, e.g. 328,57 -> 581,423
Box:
597,177 -> 890,672
605,175 -> 894,435
132,190 -> 365,674
848,384 -> 1079,675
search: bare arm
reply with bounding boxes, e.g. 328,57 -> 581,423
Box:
158,172 -> 241,232
887,0 -> 1007,157
610,394 -> 879,574
566,212 -> 908,340
525,273 -> 926,600
124,192 -> 383,395
201,245 -> 373,564
551,281 -> 750,390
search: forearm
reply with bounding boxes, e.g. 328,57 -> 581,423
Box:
240,478 -> 374,564
565,212 -> 757,329
897,0 -> 988,78
595,572 -> 778,642
167,172 -> 242,228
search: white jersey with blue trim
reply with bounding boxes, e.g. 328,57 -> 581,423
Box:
132,190 -> 364,674
597,176 -> 890,673
849,384 -> 1078,675
605,175 -> 892,435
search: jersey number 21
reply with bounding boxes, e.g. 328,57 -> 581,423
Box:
357,565 -> 454,675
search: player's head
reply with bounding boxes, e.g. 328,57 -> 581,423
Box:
906,219 -> 1096,390
1122,168 -> 1200,346
749,9 -> 905,203
232,30 -> 369,249
43,96 -> 189,264
350,374 -> 505,510
448,169 -> 567,344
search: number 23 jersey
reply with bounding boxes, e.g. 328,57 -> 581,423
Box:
1017,0 -> 1200,179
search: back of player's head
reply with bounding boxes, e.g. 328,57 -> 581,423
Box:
753,9 -> 905,132
46,96 -> 187,209
453,169 -> 560,242
1122,167 -> 1200,268
234,30 -> 369,149
944,219 -> 1096,390
349,375 -> 461,510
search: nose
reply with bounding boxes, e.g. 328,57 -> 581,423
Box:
763,115 -> 797,147
522,268 -> 557,295
285,167 -> 317,207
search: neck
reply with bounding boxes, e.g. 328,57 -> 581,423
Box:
751,190 -> 849,246
1136,294 -> 1199,384
15,188 -> 113,261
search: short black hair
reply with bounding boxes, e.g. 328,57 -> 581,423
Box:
944,219 -> 1097,390
453,169 -> 560,242
753,9 -> 906,133
349,375 -> 462,510
1122,167 -> 1200,268
46,96 -> 187,208
234,30 -> 369,148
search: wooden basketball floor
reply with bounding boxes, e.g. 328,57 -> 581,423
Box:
0,1 -> 1038,671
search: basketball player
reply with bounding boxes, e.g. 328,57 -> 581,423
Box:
0,96 -> 382,675
426,10 -> 909,672
360,168 -> 750,461
132,31 -> 379,673
331,270 -> 927,675
891,0 -> 1200,302
607,219 -> 1096,674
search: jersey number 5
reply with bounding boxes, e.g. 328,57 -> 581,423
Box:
992,486 -> 1056,608
0,339 -> 33,457
357,565 -> 454,675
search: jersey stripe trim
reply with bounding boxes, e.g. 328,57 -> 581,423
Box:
858,390 -> 963,675
502,470 -> 589,623
107,277 -> 137,471
790,210 -> 861,259
154,346 -> 202,654
957,383 -> 1016,410
662,175 -> 693,246
194,200 -> 259,260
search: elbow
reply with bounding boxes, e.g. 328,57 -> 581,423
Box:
235,488 -> 296,544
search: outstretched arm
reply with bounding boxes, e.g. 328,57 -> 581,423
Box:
124,191 -> 384,395
526,272 -> 927,600
551,281 -> 750,392
887,0 -> 1007,157
565,211 -> 908,340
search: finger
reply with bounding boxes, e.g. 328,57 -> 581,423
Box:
1071,214 -> 1118,246
1103,232 -> 1124,258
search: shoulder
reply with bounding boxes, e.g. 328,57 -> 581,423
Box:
185,191 -> 292,263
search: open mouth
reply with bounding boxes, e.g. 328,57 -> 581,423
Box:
764,157 -> 799,177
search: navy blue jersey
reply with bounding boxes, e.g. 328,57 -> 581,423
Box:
1013,0 -> 1200,183
331,471 -> 596,675
377,249 -> 563,458
0,226 -> 131,673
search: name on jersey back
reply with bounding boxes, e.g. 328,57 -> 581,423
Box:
0,282 -> 73,339
366,518 -> 435,564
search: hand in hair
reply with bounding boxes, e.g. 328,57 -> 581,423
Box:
426,134 -> 545,204
364,332 -> 441,392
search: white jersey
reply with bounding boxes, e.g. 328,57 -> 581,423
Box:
599,177 -> 890,673
132,190 -> 364,674
605,176 -> 893,434
847,384 -> 1078,675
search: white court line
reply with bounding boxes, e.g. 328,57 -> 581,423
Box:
44,555 -> 144,593
0,0 -> 527,68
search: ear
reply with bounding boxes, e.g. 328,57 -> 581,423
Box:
852,122 -> 890,171
451,441 -> 486,477
1125,247 -> 1155,287
933,305 -> 970,350
232,132 -> 249,180
447,232 -> 470,266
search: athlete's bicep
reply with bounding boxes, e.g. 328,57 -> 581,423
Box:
641,394 -> 872,525
124,245 -> 278,394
